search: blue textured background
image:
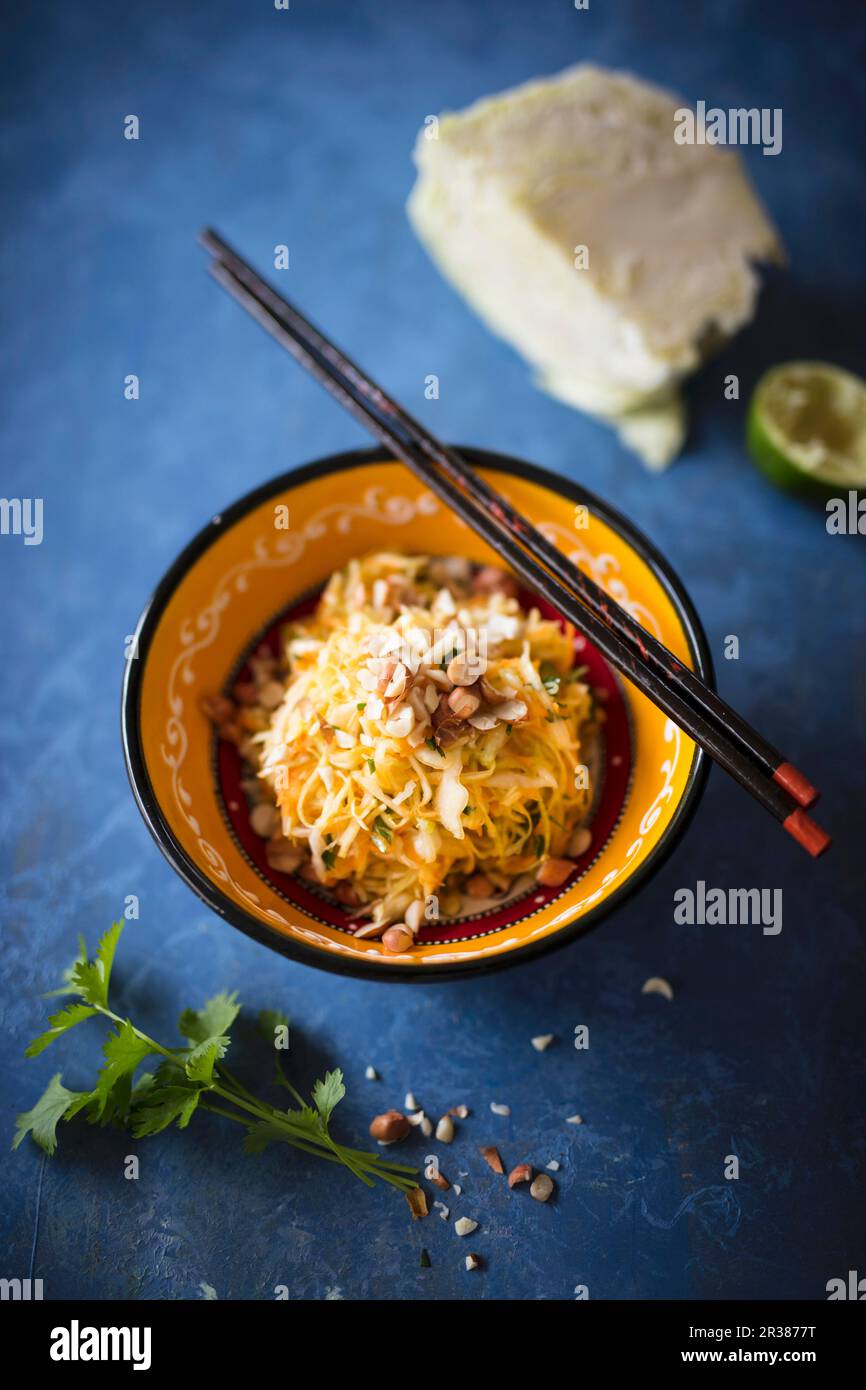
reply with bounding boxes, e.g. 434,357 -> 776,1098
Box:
2,0 -> 864,1301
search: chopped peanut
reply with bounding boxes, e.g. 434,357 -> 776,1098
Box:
369,1110 -> 410,1143
536,857 -> 576,887
480,1146 -> 504,1174
465,874 -> 493,898
382,925 -> 413,954
447,685 -> 481,719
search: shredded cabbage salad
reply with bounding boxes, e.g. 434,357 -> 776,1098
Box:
208,553 -> 596,950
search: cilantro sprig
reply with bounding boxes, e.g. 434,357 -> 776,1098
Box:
14,919 -> 418,1195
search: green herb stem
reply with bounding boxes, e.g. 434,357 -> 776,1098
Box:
15,918 -> 419,1197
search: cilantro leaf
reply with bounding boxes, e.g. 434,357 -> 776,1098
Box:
287,1100 -> 321,1129
91,1021 -> 156,1118
130,1082 -> 202,1136
184,1037 -> 230,1084
88,1074 -> 133,1129
131,1072 -> 156,1102
178,992 -> 240,1045
13,1074 -> 89,1155
64,1090 -> 97,1122
70,919 -> 125,1008
176,995 -> 236,1085
43,936 -> 89,998
312,1069 -> 345,1124
25,1003 -> 98,1058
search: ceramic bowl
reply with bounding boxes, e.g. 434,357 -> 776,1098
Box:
122,447 -> 711,980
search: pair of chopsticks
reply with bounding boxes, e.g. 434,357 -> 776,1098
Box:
199,228 -> 830,858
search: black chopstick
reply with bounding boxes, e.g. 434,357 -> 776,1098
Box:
200,230 -> 817,814
199,231 -> 830,858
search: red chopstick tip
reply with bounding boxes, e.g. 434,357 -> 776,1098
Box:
783,809 -> 831,858
773,762 -> 819,808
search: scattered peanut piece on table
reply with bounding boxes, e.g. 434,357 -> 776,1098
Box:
369,1110 -> 410,1143
531,1034 -> 555,1052
490,1102 -> 511,1117
406,1188 -> 428,1220
642,976 -> 675,1001
480,1146 -> 504,1174
508,1162 -> 533,1188
530,1174 -> 555,1202
435,1114 -> 455,1144
454,1217 -> 479,1237
465,1253 -> 481,1272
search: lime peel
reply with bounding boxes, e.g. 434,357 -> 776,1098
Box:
746,361 -> 866,495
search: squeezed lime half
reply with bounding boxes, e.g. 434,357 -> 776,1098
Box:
746,361 -> 866,495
